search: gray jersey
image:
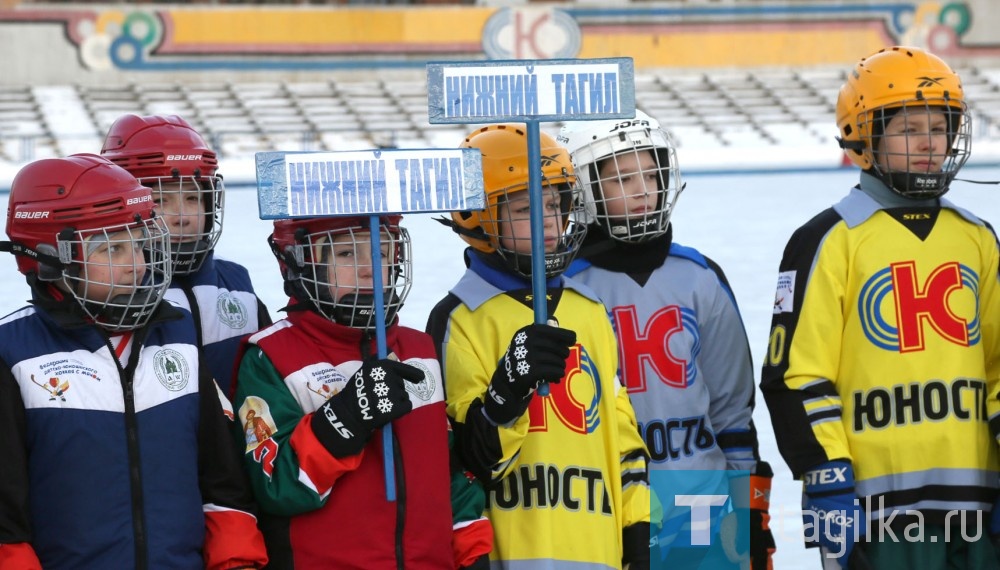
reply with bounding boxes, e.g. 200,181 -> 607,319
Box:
567,241 -> 758,473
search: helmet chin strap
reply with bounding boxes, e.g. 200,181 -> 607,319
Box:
606,216 -> 665,241
332,292 -> 401,329
170,239 -> 211,274
79,288 -> 160,332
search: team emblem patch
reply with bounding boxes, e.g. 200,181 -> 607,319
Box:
217,292 -> 249,329
773,271 -> 796,314
153,349 -> 190,391
404,360 -> 437,402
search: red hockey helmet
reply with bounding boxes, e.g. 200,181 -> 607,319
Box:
269,215 -> 411,329
4,154 -> 171,331
101,114 -> 223,274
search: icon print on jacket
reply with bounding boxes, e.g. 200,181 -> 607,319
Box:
217,291 -> 249,329
773,270 -> 795,314
306,382 -> 335,400
403,360 -> 436,402
240,396 -> 278,451
240,396 -> 280,477
614,305 -> 700,391
527,344 -> 601,435
31,374 -> 69,401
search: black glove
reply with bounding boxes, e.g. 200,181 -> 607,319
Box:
311,358 -> 423,458
748,462 -> 776,569
483,323 -> 576,425
622,522 -> 653,570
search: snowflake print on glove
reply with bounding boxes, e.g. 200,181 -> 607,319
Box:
483,323 -> 577,425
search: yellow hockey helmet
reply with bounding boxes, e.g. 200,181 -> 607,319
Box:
836,46 -> 970,198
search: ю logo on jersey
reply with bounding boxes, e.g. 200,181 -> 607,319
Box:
858,261 -> 979,352
613,305 -> 699,392
527,344 -> 602,434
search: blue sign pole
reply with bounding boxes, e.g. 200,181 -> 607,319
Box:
524,121 -> 551,396
367,216 -> 396,499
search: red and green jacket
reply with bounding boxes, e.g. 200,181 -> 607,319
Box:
233,308 -> 491,569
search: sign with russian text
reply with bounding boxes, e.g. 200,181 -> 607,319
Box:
255,148 -> 485,219
427,57 -> 635,124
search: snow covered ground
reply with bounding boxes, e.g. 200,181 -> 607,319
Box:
2,165 -> 1000,567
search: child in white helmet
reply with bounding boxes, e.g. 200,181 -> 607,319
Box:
560,110 -> 775,569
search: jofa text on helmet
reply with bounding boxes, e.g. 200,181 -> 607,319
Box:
610,118 -> 651,132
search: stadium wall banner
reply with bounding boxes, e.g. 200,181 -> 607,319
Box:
0,1 -> 998,84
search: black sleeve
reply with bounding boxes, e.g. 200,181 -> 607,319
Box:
197,352 -> 259,516
256,298 -> 273,329
426,293 -> 505,482
759,207 -> 842,476
0,357 -> 32,543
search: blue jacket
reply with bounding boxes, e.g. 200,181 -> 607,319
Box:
164,252 -> 271,397
0,298 -> 261,570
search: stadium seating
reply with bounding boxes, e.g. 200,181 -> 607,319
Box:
3,65 -> 1000,173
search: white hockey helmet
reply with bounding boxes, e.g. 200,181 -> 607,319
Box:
558,110 -> 682,242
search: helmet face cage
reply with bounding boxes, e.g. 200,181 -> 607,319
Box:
144,174 -> 224,274
452,124 -> 586,278
560,113 -> 682,242
60,216 -> 172,332
284,222 -> 412,329
860,100 -> 970,199
836,46 -> 970,199
483,181 -> 588,279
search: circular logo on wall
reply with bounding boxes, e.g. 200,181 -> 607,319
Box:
153,348 -> 191,391
217,292 -> 249,329
483,8 -> 581,60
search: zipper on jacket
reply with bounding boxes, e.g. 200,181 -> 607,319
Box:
107,332 -> 150,570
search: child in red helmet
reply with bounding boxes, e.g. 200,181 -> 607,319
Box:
102,114 -> 271,397
232,214 -> 492,568
0,154 -> 267,570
